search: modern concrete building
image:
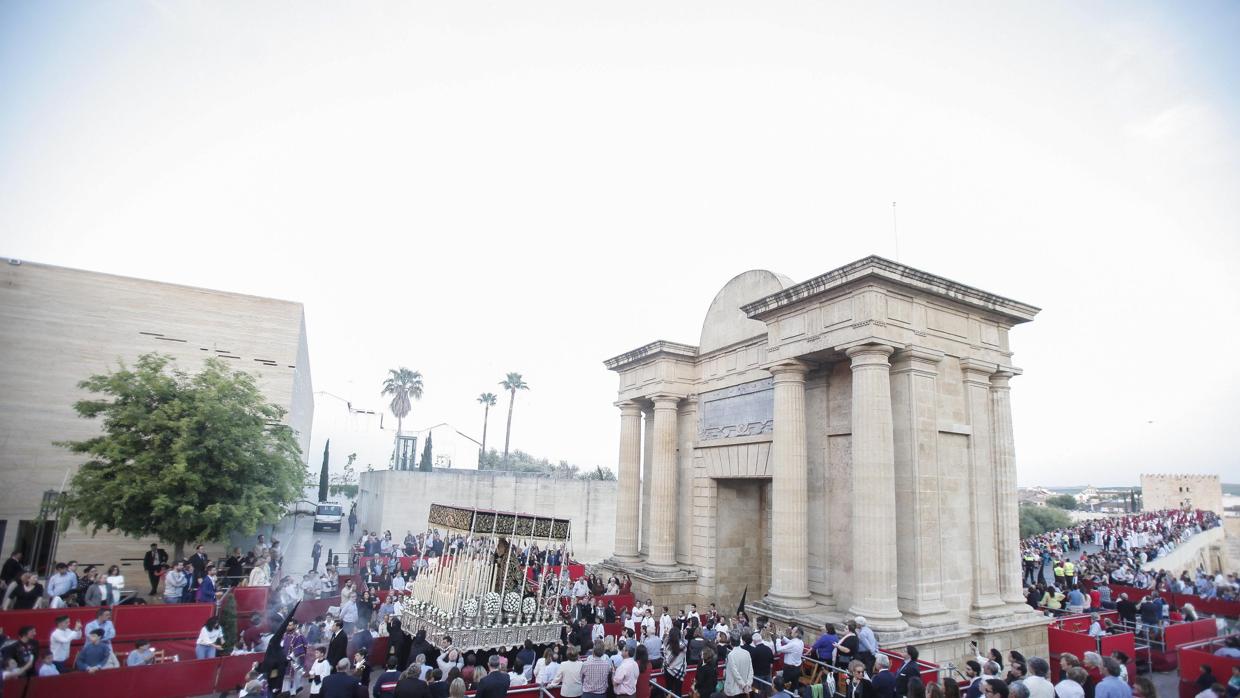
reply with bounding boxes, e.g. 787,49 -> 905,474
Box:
602,256 -> 1046,662
1140,474 -> 1224,516
0,258 -> 313,566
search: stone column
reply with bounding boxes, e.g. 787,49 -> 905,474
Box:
640,408 -> 654,558
613,401 -> 643,561
846,344 -> 907,631
890,347 -> 952,626
961,358 -> 1005,618
767,359 -> 814,608
676,397 -> 699,565
991,368 -> 1029,609
648,395 -> 680,568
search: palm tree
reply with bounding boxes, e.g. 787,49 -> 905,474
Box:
477,392 -> 498,466
381,368 -> 424,439
499,372 -> 529,465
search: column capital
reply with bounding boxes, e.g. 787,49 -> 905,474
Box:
890,345 -> 945,374
959,357 -> 998,384
990,366 -> 1023,389
615,401 -> 643,416
650,394 -> 682,410
844,342 -> 895,368
767,358 -> 812,380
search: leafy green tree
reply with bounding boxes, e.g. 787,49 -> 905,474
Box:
329,461 -> 357,499
583,465 -> 617,481
381,368 -> 424,437
1046,494 -> 1078,510
1019,504 -> 1073,538
478,448 -> 611,480
318,439 -> 330,502
218,592 -> 239,653
477,392 -> 497,466
499,372 -> 529,465
419,432 -> 434,471
59,354 -> 304,559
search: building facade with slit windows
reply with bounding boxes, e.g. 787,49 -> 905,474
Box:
0,258 -> 313,565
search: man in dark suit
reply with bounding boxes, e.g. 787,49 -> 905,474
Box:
475,654 -> 510,698
327,620 -> 349,671
188,544 -> 209,584
142,544 -> 168,596
320,659 -> 361,697
871,655 -> 897,698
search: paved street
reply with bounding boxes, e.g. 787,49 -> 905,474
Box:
270,506 -> 355,576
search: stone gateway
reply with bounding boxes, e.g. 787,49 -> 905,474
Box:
602,256 -> 1047,662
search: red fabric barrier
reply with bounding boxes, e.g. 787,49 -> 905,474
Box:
128,655 -> 221,697
116,602 -> 213,641
1048,626 -> 1098,682
607,593 -> 635,613
360,555 -> 415,572
881,650 -> 940,684
1098,633 -> 1136,684
1177,645 -> 1240,698
0,606 -> 98,643
1152,620 -> 1218,671
0,603 -> 212,657
2,656 -> 221,698
216,653 -> 262,693
1182,596 -> 1240,619
527,564 -> 586,581
232,586 -> 269,618
1103,584 -> 1240,619
293,596 -> 340,622
372,636 -> 391,663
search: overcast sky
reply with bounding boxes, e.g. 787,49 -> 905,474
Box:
2,2 -> 1238,487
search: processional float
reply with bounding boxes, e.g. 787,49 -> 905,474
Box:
398,504 -> 573,651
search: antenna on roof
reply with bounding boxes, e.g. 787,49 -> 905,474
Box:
892,201 -> 900,262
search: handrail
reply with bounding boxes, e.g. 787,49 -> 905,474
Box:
648,676 -> 682,698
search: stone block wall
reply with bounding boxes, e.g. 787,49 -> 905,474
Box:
1140,474 -> 1223,515
358,469 -> 617,562
0,259 -> 313,566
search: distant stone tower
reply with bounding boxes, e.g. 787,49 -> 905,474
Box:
1139,474 -> 1223,515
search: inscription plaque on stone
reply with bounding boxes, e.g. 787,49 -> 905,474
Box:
698,378 -> 774,440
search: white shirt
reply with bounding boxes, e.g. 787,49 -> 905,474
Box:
106,574 -> 125,605
659,614 -> 673,638
641,615 -> 656,639
725,646 -> 754,696
776,637 -> 804,667
50,627 -> 82,661
556,660 -> 584,697
197,626 -> 223,646
538,661 -> 561,685
1024,675 -> 1056,698
308,658 -> 331,695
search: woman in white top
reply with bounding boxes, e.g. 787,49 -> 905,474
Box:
248,557 -> 270,587
537,651 -> 561,686
196,616 -> 224,659
105,565 -> 125,606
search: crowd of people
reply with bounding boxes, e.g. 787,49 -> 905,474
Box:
1019,509 -> 1236,618
2,504 -> 1237,697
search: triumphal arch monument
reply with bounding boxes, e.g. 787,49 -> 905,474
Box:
602,256 -> 1047,661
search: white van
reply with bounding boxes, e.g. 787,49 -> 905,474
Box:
313,501 -> 344,531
